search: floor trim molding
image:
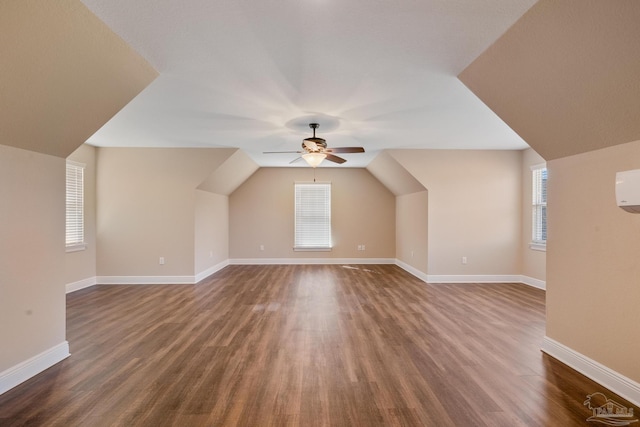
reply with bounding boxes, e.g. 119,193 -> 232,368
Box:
541,336 -> 640,407
395,260 -> 429,282
195,260 -> 230,283
229,258 -> 396,265
426,274 -> 525,283
0,342 -> 70,396
74,263 -> 230,288
394,262 -> 546,289
520,275 -> 546,290
66,276 -> 97,294
83,263 -> 546,290
96,275 -> 197,285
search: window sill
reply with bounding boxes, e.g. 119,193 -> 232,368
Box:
529,243 -> 546,252
293,247 -> 332,252
66,244 -> 87,253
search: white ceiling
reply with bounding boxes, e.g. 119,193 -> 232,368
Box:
81,0 -> 535,167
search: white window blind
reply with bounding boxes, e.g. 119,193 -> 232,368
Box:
532,165 -> 547,245
294,182 -> 331,250
66,161 -> 85,250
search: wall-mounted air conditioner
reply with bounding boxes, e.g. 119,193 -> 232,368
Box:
616,169 -> 640,213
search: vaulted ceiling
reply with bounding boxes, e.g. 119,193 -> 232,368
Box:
4,1 -> 639,167
78,0 -> 534,167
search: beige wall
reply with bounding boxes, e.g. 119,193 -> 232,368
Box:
388,150 -> 522,276
521,148 -> 546,282
229,168 -> 395,260
0,0 -> 157,158
65,144 -> 97,286
0,0 -> 156,392
396,191 -> 429,273
96,147 -> 235,277
460,0 -> 640,161
0,145 -> 66,371
195,190 -> 229,276
547,139 -> 640,382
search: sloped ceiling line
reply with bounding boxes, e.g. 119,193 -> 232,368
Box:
366,151 -> 426,196
198,149 -> 260,196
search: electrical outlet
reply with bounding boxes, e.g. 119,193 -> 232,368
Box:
159,257 -> 165,265
461,256 -> 467,265
260,245 -> 265,251
411,251 -> 414,258
209,251 -> 213,258
361,245 -> 365,251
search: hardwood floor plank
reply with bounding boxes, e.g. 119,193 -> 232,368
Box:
0,265 -> 636,426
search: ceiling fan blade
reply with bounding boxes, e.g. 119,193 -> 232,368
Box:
263,151 -> 302,154
289,157 -> 304,164
325,154 -> 347,164
325,147 -> 365,154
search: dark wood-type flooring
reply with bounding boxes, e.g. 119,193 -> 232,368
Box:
0,264 -> 636,426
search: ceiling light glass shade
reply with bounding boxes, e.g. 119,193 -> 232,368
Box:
302,152 -> 326,168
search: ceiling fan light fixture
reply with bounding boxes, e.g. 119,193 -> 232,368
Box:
302,152 -> 326,168
264,122 -> 364,166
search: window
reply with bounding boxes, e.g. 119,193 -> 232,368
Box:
531,165 -> 547,250
294,182 -> 331,250
66,161 -> 86,251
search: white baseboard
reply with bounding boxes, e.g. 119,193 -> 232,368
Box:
395,259 -> 429,282
425,274 -> 523,284
97,261 -> 230,286
93,262 -> 545,290
520,275 -> 546,290
541,336 -> 640,407
96,275 -> 196,285
229,258 -> 396,265
194,260 -> 229,283
0,341 -> 70,396
66,276 -> 97,294
394,261 -> 546,290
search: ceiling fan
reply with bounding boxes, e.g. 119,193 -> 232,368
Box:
264,123 -> 365,167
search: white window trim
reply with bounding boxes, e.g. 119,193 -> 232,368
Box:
66,243 -> 87,253
529,242 -> 546,252
293,247 -> 332,252
294,181 -> 332,251
530,163 -> 547,250
66,160 -> 87,253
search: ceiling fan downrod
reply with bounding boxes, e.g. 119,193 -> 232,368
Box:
309,123 -> 319,138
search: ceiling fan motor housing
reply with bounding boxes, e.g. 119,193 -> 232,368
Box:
302,123 -> 327,152
302,138 -> 327,151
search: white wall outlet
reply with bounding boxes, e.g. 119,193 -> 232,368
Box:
461,256 -> 467,265
209,251 -> 213,258
361,245 -> 365,251
260,245 -> 265,251
159,257 -> 165,265
411,251 -> 414,258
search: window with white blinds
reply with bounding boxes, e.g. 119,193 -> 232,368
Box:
531,165 -> 547,247
66,161 -> 86,251
294,182 -> 332,250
